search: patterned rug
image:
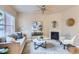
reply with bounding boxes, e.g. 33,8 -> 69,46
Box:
23,40 -> 70,54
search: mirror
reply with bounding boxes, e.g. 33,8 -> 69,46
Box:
67,18 -> 75,26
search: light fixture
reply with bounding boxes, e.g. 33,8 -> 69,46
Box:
40,5 -> 46,14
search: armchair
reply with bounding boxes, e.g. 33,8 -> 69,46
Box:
60,35 -> 77,49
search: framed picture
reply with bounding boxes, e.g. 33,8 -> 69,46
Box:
32,21 -> 43,31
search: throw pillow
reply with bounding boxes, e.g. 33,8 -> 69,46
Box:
8,33 -> 17,40
16,32 -> 23,39
8,32 -> 24,40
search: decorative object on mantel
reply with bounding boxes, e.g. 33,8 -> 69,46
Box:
52,21 -> 57,28
67,18 -> 75,26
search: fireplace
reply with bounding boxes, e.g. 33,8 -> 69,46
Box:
51,32 -> 59,40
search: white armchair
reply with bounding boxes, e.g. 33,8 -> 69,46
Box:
60,35 -> 77,49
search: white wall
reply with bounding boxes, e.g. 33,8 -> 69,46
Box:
60,6 -> 79,46
17,6 -> 79,41
0,5 -> 18,17
18,13 -> 62,39
61,6 -> 79,36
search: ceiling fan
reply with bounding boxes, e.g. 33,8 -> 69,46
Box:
38,5 -> 53,14
40,5 -> 46,14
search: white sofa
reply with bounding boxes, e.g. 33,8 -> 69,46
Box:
0,36 -> 26,54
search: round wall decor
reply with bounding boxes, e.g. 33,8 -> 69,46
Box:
67,18 -> 75,26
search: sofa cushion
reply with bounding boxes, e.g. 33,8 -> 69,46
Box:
16,37 -> 25,45
8,32 -> 24,40
8,33 -> 17,39
6,36 -> 15,42
62,34 -> 71,40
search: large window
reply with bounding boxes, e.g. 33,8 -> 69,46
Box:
5,12 -> 15,35
0,10 -> 15,37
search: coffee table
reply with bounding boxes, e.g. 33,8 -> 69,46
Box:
33,39 -> 46,49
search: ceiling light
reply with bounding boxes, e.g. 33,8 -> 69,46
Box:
40,5 -> 46,14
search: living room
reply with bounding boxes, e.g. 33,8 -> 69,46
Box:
0,5 -> 79,54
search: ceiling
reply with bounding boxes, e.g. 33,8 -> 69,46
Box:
12,5 -> 75,14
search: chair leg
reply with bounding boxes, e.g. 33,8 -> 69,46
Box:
60,42 -> 62,45
34,42 -> 38,49
63,44 -> 68,49
43,41 -> 46,48
34,46 -> 39,49
63,45 -> 66,49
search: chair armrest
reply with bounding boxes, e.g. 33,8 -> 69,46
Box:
16,37 -> 26,45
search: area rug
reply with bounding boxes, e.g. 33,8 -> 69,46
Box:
23,40 -> 70,54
